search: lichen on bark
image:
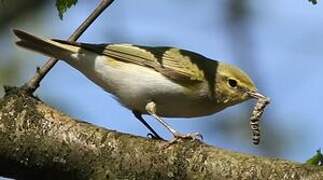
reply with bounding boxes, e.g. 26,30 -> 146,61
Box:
0,89 -> 322,180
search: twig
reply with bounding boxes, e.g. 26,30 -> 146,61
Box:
21,0 -> 115,95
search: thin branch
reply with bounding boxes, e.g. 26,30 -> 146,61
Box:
21,0 -> 115,95
0,90 -> 322,179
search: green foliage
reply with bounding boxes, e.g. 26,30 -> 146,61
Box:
306,149 -> 323,166
308,0 -> 318,5
56,0 -> 78,20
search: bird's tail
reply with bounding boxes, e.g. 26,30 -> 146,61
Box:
13,29 -> 79,60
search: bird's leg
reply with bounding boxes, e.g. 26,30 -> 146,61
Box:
132,110 -> 164,140
145,101 -> 203,142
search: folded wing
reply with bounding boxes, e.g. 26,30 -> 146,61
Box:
54,41 -> 214,83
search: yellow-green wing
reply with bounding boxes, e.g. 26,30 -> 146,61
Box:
101,44 -> 212,82
53,40 -> 216,83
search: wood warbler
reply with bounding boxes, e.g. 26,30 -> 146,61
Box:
13,29 -> 266,140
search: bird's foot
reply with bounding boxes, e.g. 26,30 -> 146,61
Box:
169,132 -> 203,144
147,133 -> 165,141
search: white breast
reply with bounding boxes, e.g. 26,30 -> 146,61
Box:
66,54 -> 219,117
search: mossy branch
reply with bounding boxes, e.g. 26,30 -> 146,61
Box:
0,89 -> 322,180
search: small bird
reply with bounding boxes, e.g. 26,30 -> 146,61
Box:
13,29 -> 266,140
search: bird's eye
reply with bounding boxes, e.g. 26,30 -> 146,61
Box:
228,78 -> 238,88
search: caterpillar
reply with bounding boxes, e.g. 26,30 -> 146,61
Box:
250,97 -> 270,145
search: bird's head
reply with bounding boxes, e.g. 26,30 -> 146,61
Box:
214,63 -> 265,107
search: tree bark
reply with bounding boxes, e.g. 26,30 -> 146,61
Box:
0,88 -> 322,180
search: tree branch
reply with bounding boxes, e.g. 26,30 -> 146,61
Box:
22,0 -> 115,95
0,89 -> 322,180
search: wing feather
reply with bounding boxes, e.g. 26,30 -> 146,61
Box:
103,44 -> 209,82
52,40 -> 214,83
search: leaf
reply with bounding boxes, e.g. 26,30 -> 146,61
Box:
306,149 -> 323,166
56,0 -> 78,20
308,0 -> 318,5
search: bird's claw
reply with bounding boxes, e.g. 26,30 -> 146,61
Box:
147,133 -> 164,140
169,132 -> 203,144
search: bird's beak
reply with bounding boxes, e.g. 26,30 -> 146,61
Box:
248,91 -> 269,100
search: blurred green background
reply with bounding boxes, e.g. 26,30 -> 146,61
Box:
1,0 -> 322,163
